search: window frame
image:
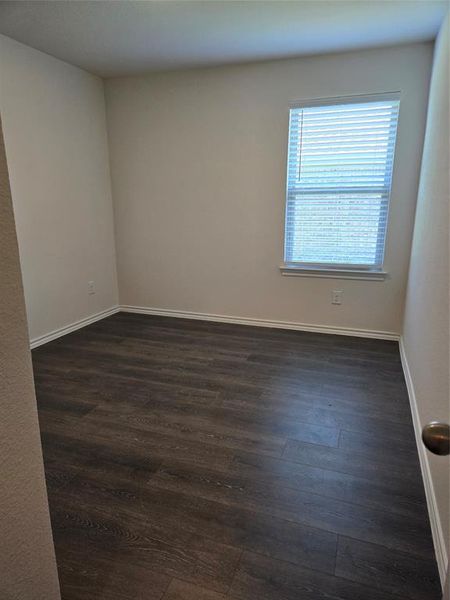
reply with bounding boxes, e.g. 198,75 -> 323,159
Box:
280,92 -> 401,281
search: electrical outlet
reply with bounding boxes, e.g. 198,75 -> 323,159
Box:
88,280 -> 95,295
332,289 -> 343,305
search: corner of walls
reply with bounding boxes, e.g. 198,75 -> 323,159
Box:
29,306 -> 120,349
99,75 -> 120,308
399,12 -> 450,589
101,76 -> 121,308
28,71 -> 121,350
0,34 -> 120,344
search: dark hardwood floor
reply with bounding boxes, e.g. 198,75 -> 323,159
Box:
32,312 -> 441,600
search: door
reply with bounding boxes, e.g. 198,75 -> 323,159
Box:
422,422 -> 450,600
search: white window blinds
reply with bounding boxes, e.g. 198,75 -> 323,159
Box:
284,95 -> 400,269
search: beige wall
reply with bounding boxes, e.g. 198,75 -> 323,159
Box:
0,116 -> 60,598
0,35 -> 118,343
105,43 -> 433,335
402,14 -> 449,581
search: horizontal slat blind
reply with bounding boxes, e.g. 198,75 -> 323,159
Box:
284,97 -> 400,268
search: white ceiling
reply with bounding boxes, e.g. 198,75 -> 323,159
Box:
0,1 -> 446,78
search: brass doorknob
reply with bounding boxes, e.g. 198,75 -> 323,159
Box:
422,422 -> 450,456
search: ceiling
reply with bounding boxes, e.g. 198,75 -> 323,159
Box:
0,1 -> 447,78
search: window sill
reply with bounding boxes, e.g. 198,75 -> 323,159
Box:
279,265 -> 388,281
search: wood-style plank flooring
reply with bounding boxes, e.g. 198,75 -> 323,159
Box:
32,313 -> 441,600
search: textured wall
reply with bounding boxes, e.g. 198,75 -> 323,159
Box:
0,116 -> 60,597
402,13 -> 450,575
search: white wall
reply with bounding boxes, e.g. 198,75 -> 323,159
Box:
0,35 -> 118,343
0,115 -> 60,600
105,43 -> 433,336
402,15 -> 449,585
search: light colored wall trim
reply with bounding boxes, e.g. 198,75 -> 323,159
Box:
120,304 -> 400,340
30,306 -> 120,349
29,304 -> 399,349
399,337 -> 448,588
279,265 -> 389,281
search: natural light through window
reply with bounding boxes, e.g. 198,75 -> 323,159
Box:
283,94 -> 400,273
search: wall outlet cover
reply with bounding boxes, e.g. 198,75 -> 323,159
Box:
332,290 -> 343,305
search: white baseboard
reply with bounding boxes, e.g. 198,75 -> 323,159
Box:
120,304 -> 400,340
30,306 -> 120,349
29,304 -> 399,348
399,338 -> 448,588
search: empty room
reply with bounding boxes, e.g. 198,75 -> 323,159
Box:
1,1 -> 449,599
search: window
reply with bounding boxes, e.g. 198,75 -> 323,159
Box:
283,94 -> 400,278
